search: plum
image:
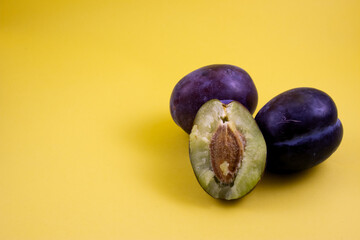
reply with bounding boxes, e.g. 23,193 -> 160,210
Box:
255,87 -> 343,173
190,100 -> 266,200
170,64 -> 258,134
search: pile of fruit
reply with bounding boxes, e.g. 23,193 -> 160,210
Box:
170,64 -> 343,200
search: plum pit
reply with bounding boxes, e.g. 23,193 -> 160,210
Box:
210,123 -> 245,185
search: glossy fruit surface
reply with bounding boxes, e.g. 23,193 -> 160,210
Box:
170,64 -> 258,134
189,100 -> 266,200
255,87 -> 343,173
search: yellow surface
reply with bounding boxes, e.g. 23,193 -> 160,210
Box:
1,0 -> 359,239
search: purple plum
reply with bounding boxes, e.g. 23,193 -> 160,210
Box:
170,64 -> 258,133
255,87 -> 343,173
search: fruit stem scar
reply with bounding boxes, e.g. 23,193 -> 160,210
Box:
220,104 -> 229,123
210,122 -> 245,184
220,116 -> 229,123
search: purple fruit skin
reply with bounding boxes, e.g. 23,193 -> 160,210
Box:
170,64 -> 258,134
255,87 -> 343,173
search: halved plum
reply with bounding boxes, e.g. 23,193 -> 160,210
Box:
189,100 -> 266,200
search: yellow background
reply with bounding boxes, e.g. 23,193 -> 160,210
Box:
1,0 -> 359,239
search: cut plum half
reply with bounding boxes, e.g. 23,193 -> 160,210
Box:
189,99 -> 266,200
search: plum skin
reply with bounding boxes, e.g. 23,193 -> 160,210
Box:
170,64 -> 258,134
255,87 -> 343,173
